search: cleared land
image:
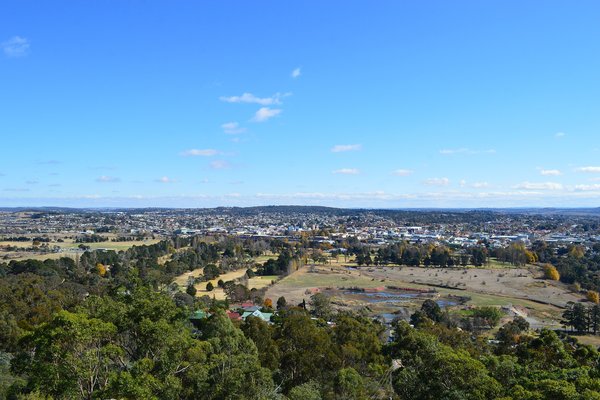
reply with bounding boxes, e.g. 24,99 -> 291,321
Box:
248,275 -> 279,290
0,238 -> 161,261
266,263 -> 582,328
194,268 -> 249,300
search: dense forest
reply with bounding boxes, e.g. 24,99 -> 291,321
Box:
2,237 -> 600,399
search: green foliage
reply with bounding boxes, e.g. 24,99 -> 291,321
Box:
388,322 -> 502,400
472,306 -> 503,328
309,292 -> 332,320
287,380 -> 322,400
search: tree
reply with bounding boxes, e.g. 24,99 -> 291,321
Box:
587,290 -> 600,304
421,299 -> 443,323
13,311 -> 119,399
206,282 -> 214,291
589,304 -> 600,335
332,314 -> 386,375
186,284 -> 197,297
309,293 -> 332,320
472,306 -> 503,329
277,296 -> 287,310
496,316 -> 530,349
276,311 -> 340,391
389,322 -> 502,400
563,302 -> 589,332
263,298 -> 273,309
241,316 -> 280,370
287,381 -> 322,400
334,367 -> 365,399
190,310 -> 275,399
543,264 -> 560,281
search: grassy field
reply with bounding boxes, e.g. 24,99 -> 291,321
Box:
248,275 -> 279,290
0,239 -> 161,262
252,253 -> 279,264
194,268 -> 249,300
266,263 -> 574,328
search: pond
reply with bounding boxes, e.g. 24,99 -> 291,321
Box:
341,290 -> 457,307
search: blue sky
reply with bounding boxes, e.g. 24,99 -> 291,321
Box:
1,1 -> 600,208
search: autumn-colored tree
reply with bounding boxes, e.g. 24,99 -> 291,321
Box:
263,298 -> 273,309
525,250 -> 537,264
543,264 -> 560,281
568,245 -> 585,259
96,262 -> 107,276
587,290 -> 600,304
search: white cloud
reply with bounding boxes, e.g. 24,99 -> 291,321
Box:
2,36 -> 29,57
514,182 -> 563,190
392,169 -> 413,176
471,181 -> 490,188
555,132 -> 566,138
220,92 -> 286,106
156,176 -> 177,183
333,168 -> 360,175
3,188 -> 29,192
331,144 -> 362,153
540,169 -> 562,176
575,184 -> 600,191
181,149 -> 219,157
423,177 -> 450,186
210,160 -> 231,170
221,122 -> 246,135
439,148 -> 496,155
252,107 -> 281,122
576,166 -> 600,173
291,67 -> 301,78
96,176 -> 120,183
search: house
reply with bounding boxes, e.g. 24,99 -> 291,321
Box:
241,305 -> 261,313
241,309 -> 273,322
226,310 -> 242,321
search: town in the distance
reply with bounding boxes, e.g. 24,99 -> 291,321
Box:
2,205 -> 600,398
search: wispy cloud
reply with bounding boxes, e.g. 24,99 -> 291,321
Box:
576,166 -> 600,173
555,132 -> 566,138
25,180 -> 38,185
96,176 -> 120,183
180,149 -> 219,157
575,184 -> 600,191
392,169 -> 413,176
3,188 -> 29,192
220,92 -> 287,106
252,107 -> 281,122
540,169 -> 562,176
210,160 -> 231,170
471,181 -> 490,188
333,168 -> 360,175
331,144 -> 362,153
423,177 -> 449,186
156,176 -> 177,183
291,67 -> 301,79
439,148 -> 496,155
2,36 -> 30,57
514,182 -> 563,190
221,122 -> 246,135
